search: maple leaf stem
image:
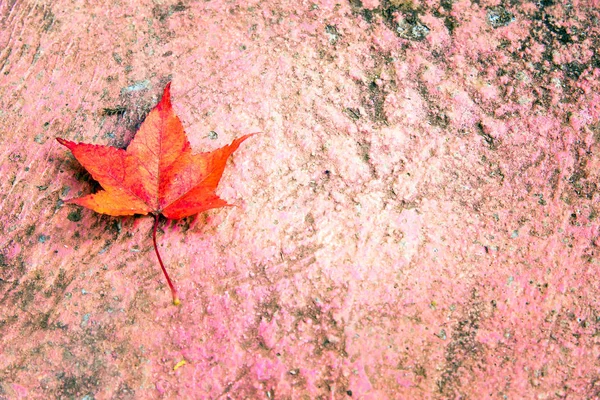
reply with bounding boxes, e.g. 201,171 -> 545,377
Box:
152,214 -> 180,305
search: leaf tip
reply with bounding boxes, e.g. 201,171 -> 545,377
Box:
56,137 -> 78,152
158,82 -> 172,110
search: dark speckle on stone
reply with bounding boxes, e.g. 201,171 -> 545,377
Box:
562,61 -> 584,80
67,209 -> 82,222
536,0 -> 555,8
325,24 -> 339,44
396,17 -> 430,41
487,6 -> 514,28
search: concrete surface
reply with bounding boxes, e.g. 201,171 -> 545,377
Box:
1,0 -> 600,398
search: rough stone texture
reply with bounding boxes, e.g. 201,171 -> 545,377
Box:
1,0 -> 600,398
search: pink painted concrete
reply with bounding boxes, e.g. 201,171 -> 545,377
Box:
1,0 -> 600,398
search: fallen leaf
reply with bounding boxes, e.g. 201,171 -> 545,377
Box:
57,83 -> 255,305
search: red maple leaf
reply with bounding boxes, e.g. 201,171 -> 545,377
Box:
57,83 -> 255,304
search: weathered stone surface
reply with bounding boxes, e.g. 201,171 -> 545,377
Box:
1,0 -> 599,398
